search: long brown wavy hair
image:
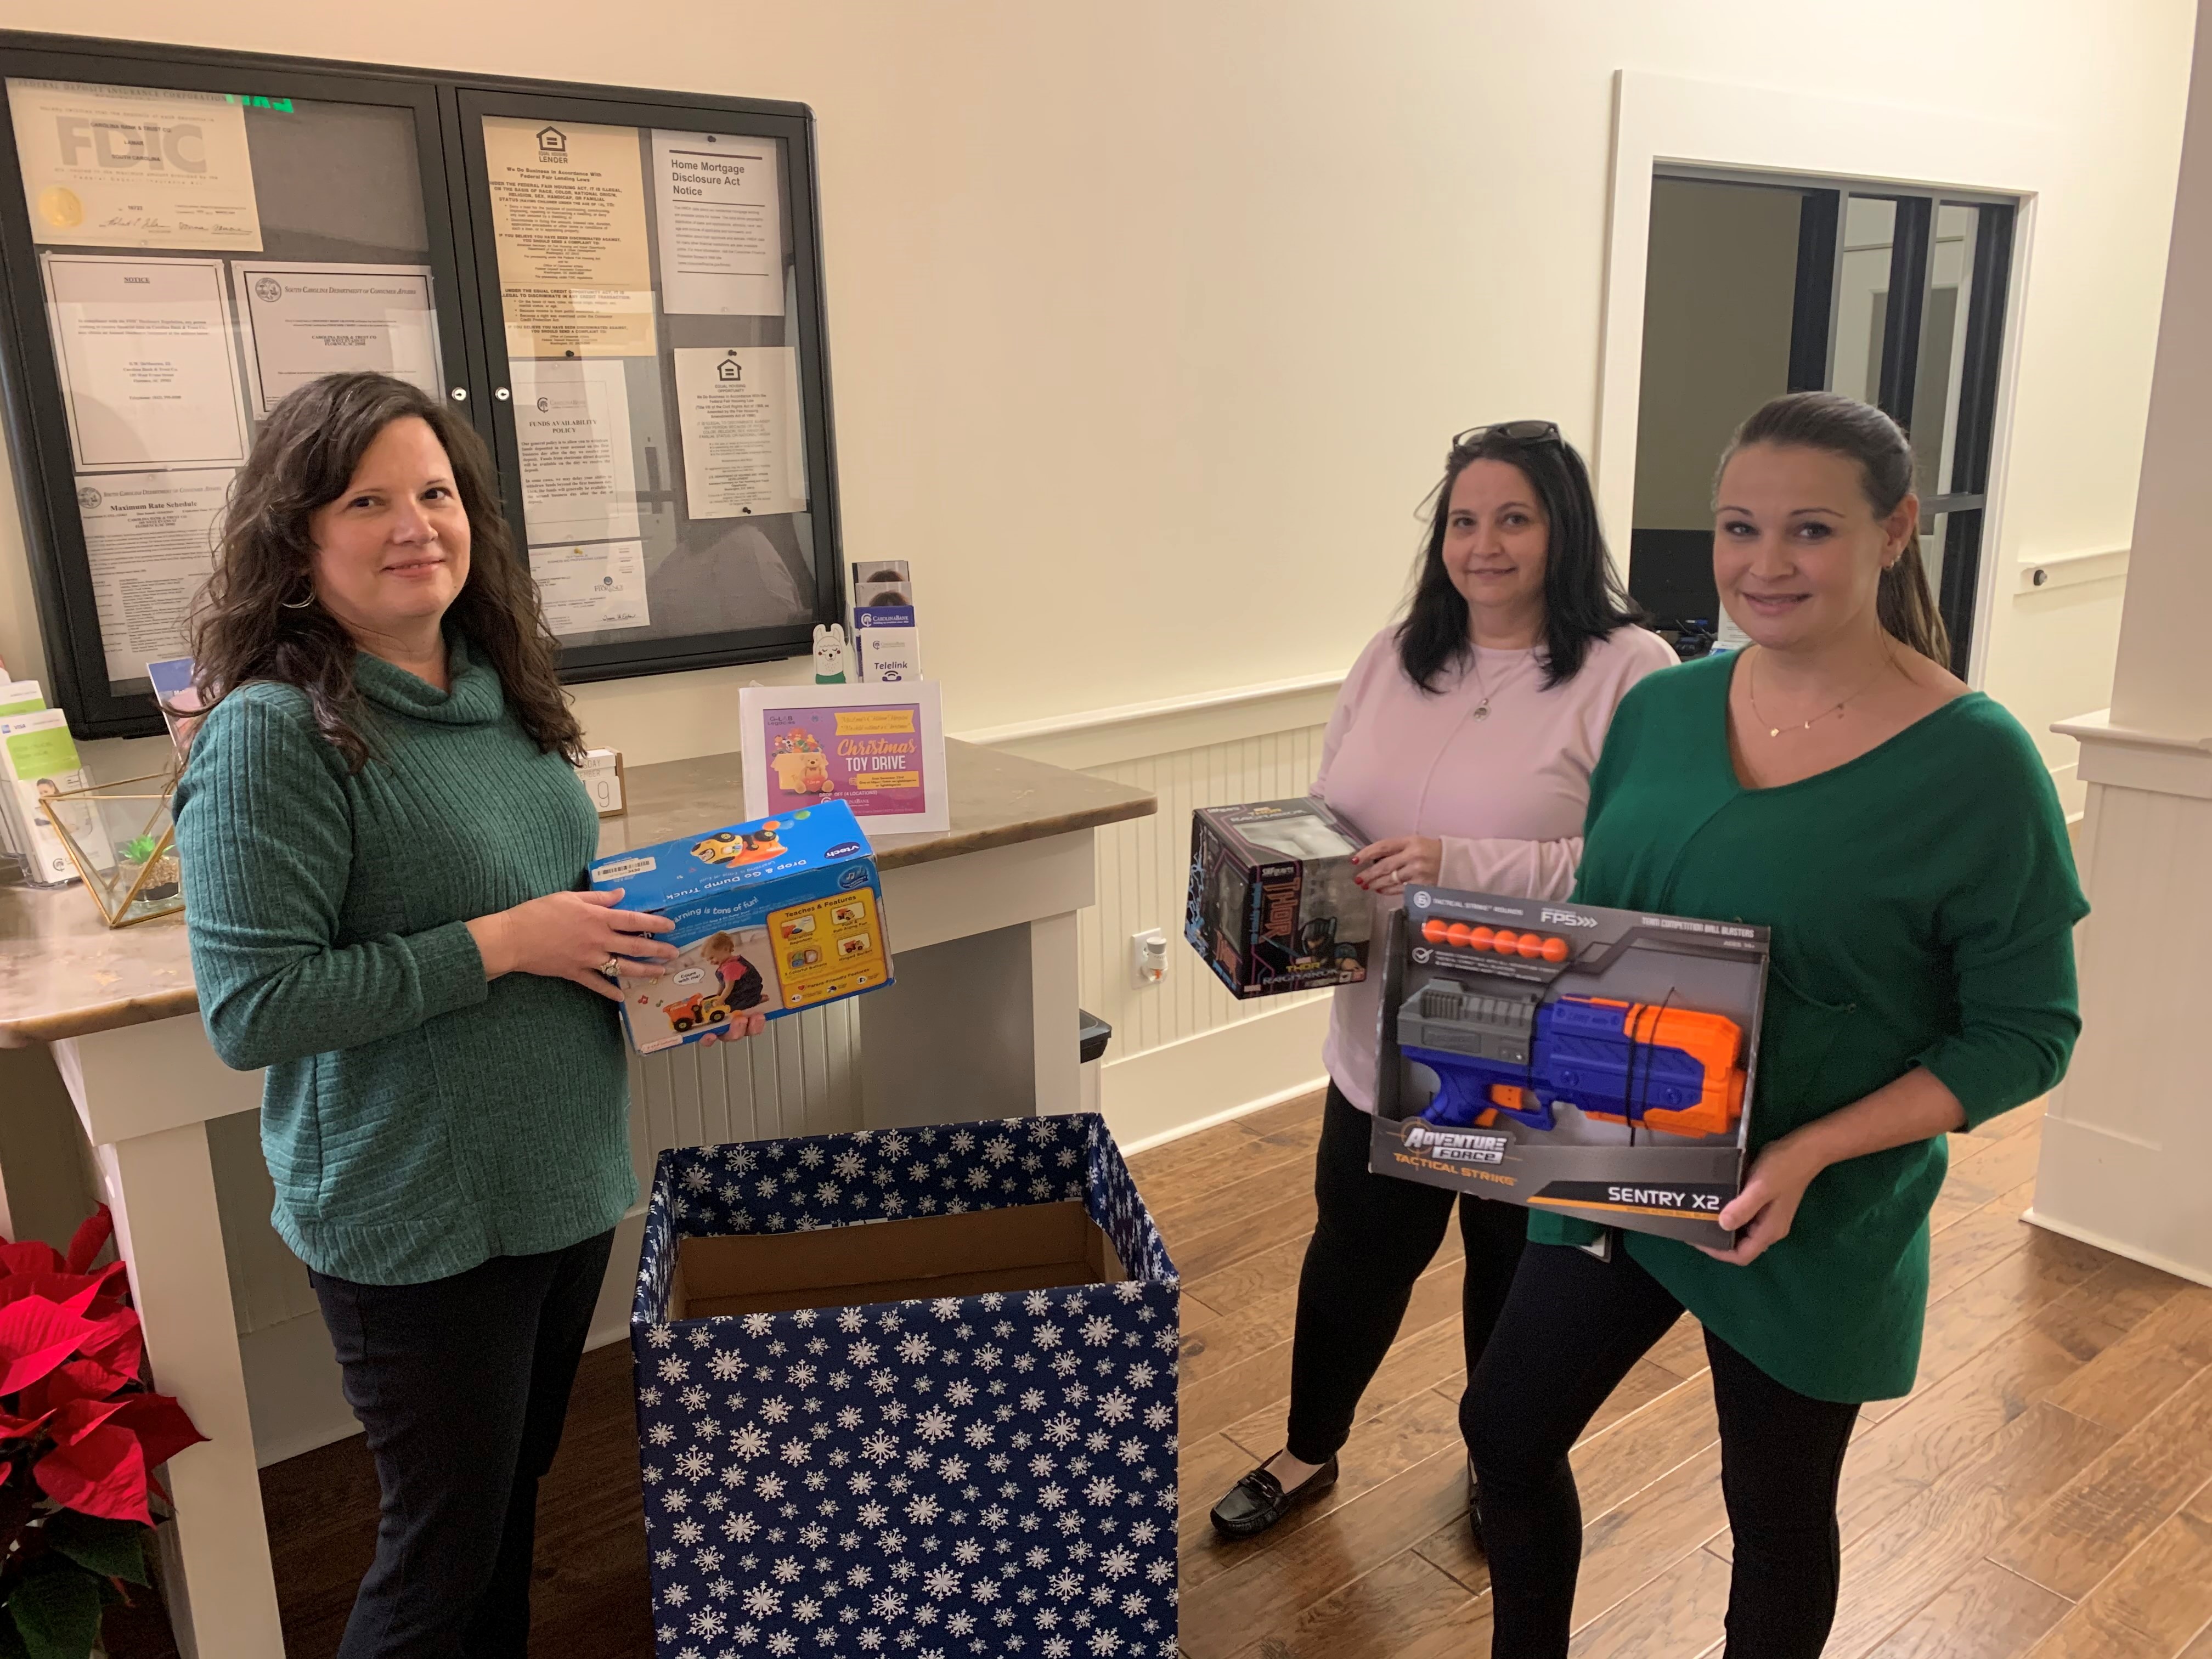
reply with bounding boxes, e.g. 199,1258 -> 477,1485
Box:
190,372 -> 583,771
1716,391 -> 1951,667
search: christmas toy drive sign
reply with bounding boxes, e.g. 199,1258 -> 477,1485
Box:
632,1113 -> 1181,1658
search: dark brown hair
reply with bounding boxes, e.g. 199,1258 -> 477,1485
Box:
1399,425 -> 1642,693
1718,392 -> 1951,667
190,372 -> 583,770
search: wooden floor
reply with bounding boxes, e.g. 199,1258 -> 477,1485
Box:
110,1089 -> 2212,1659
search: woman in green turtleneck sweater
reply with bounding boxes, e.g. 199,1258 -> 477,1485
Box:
1461,394 -> 2086,1659
174,373 -> 765,1658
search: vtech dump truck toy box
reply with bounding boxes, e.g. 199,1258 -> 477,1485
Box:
1370,884 -> 1769,1246
589,798 -> 892,1054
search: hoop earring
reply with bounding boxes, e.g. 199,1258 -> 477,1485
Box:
280,579 -> 315,611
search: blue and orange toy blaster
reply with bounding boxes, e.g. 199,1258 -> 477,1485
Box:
1400,978 -> 1746,1138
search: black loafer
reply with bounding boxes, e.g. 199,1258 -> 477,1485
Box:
1209,1453 -> 1340,1539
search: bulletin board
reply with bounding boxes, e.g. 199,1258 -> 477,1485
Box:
0,31 -> 844,739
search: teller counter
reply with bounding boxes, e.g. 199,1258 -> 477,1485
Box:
0,737 -> 1153,1659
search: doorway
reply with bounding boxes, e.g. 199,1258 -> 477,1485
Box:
1627,171 -> 2016,675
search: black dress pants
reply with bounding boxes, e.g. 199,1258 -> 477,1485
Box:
1464,1240 -> 1863,1659
309,1228 -> 615,1659
1282,1082 -> 1530,1465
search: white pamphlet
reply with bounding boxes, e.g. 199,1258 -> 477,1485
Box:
8,78 -> 262,252
76,469 -> 232,682
650,129 -> 785,316
41,253 -> 250,470
0,709 -> 109,885
232,261 -> 442,415
481,116 -> 656,357
673,346 -> 805,520
509,358 -> 641,543
529,540 -> 650,637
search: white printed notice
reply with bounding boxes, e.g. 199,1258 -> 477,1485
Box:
509,358 -> 641,543
233,261 -> 442,415
8,78 -> 262,252
529,540 -> 648,637
650,129 -> 784,316
673,346 -> 805,520
42,253 -> 251,471
481,116 -> 655,358
76,468 -> 232,681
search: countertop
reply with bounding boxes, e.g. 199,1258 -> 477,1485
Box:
0,739 -> 1154,1048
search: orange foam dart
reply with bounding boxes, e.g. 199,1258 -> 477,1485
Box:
1517,934 -> 1547,960
1423,918 -> 1451,944
1469,926 -> 1494,950
1541,936 -> 1570,963
1491,929 -> 1519,953
1447,922 -> 1476,947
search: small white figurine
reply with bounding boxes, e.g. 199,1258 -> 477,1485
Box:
812,622 -> 849,684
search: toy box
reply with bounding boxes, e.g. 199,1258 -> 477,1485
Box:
632,1113 -> 1181,1659
1185,797 -> 1370,998
1369,885 -> 1769,1246
588,798 -> 893,1054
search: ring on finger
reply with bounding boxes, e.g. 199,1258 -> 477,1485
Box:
598,955 -> 622,978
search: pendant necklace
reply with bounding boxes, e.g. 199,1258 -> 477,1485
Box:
1469,648 -> 1500,721
1746,645 -> 1895,738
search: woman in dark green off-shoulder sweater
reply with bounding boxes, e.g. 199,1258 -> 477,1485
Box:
1463,394 -> 2086,1659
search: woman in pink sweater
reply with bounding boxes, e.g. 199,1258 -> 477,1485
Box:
1209,421 -> 1675,1540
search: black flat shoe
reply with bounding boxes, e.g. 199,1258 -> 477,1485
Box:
1209,1453 -> 1340,1539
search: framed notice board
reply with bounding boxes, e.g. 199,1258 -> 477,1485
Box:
0,32 -> 843,739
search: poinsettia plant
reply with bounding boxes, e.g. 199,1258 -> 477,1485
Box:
0,1208 -> 205,1659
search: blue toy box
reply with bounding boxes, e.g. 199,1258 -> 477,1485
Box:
588,798 -> 893,1054
632,1113 -> 1182,1659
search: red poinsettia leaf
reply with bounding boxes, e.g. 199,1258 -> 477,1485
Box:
0,1408 -> 52,1442
74,1306 -> 144,1383
33,1421 -> 154,1525
0,1239 -> 67,1279
48,1396 -> 126,1441
64,1207 -> 114,1277
0,1296 -> 101,1396
0,1268 -> 127,1321
104,1393 -> 207,1470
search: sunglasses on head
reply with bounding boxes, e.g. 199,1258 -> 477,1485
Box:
1451,419 -> 1561,448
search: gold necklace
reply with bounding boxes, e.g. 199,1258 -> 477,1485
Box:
1746,646 -> 1895,738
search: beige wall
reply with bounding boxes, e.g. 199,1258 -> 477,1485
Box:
1632,178 -> 1801,532
0,1 -> 2192,794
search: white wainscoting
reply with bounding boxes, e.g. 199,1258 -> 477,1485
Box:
211,673 -> 1348,1463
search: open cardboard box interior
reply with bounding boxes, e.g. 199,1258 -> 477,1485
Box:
672,1200 -> 1128,1319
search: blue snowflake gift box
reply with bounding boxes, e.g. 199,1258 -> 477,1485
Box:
633,1112 -> 1182,1659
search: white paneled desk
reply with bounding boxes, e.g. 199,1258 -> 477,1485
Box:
0,739 -> 1153,1659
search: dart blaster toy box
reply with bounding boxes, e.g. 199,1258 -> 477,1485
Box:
1370,885 -> 1769,1245
1186,796 -> 1371,998
589,798 -> 892,1054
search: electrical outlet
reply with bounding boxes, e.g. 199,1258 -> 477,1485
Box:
1132,928 -> 1169,986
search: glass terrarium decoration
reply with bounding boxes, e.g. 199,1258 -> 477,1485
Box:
46,766 -> 184,927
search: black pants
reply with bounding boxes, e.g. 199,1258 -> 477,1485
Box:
1283,1083 -> 1530,1464
1464,1240 -> 1863,1659
309,1228 -> 615,1659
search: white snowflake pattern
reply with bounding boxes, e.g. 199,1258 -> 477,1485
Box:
632,1114 -> 1176,1659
